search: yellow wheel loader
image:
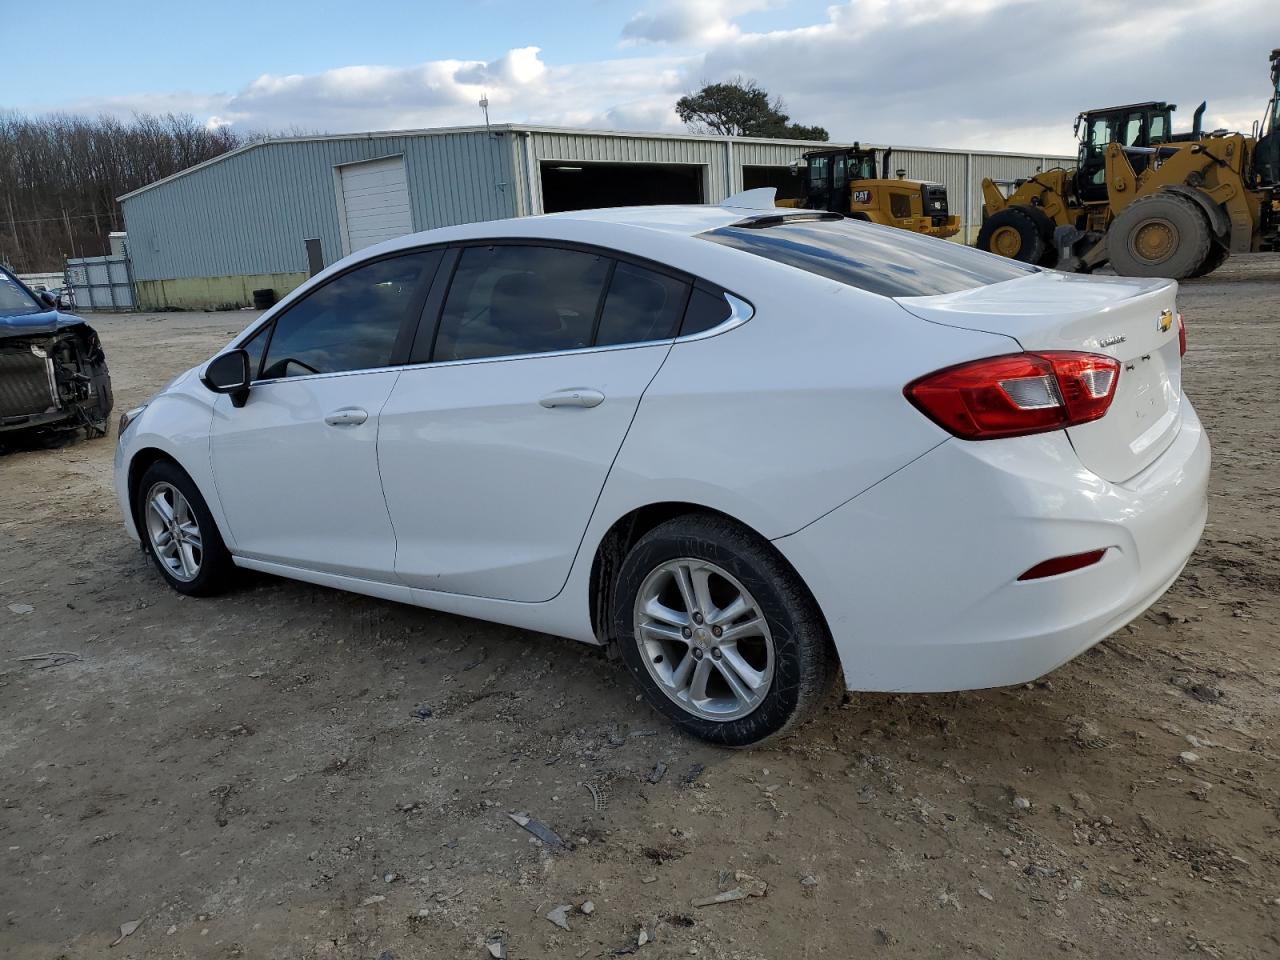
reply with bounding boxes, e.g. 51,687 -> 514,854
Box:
777,144 -> 961,239
978,51 -> 1280,278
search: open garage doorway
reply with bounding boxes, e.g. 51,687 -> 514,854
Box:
742,164 -> 805,202
539,161 -> 704,213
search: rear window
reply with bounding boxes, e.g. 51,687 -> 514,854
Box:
700,218 -> 1036,298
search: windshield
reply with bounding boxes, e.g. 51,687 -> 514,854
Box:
851,153 -> 877,179
0,270 -> 42,318
701,217 -> 1036,298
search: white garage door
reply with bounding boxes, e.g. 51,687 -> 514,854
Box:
338,156 -> 414,254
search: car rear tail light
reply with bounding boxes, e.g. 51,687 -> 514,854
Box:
904,351 -> 1120,440
1017,549 -> 1108,581
1177,312 -> 1186,356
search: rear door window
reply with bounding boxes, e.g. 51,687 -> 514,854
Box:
700,218 -> 1036,298
433,245 -> 609,361
595,262 -> 689,346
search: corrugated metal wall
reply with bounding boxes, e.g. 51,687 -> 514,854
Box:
122,124 -> 1074,285
122,131 -> 518,281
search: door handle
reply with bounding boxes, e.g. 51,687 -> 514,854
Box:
539,388 -> 605,409
324,407 -> 369,426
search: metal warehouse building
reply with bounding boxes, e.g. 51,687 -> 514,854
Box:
119,124 -> 1071,310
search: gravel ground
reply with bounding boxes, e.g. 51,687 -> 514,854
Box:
2,255 -> 1278,960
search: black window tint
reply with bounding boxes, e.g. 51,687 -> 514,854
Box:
680,287 -> 732,336
595,262 -> 688,347
260,252 -> 433,379
701,219 -> 1036,298
240,322 -> 271,379
433,245 -> 609,361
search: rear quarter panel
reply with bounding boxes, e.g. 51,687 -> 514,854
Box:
593,253 -> 1022,541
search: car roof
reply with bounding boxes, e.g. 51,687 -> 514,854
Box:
360,191 -> 795,260
537,203 -> 755,235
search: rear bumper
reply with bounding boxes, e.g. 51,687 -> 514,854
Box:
772,401 -> 1210,692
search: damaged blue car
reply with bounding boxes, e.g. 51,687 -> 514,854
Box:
1,266 -> 113,438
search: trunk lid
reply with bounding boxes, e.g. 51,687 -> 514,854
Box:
898,270 -> 1182,483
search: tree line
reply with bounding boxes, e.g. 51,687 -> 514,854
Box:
0,113 -> 246,273
1,80 -> 818,275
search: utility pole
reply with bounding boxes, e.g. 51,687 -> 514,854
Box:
61,205 -> 78,260
5,194 -> 24,269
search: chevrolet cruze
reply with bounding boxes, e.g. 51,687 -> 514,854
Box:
114,192 -> 1210,745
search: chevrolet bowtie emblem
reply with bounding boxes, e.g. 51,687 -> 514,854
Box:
1158,309 -> 1174,333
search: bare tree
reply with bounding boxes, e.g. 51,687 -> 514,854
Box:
0,113 -> 249,272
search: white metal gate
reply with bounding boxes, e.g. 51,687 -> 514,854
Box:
65,253 -> 136,311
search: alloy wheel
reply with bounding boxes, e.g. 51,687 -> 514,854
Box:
144,481 -> 203,582
633,558 -> 775,722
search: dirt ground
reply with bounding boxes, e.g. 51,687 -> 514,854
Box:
2,256 -> 1278,960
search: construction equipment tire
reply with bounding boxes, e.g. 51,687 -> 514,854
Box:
1106,193 -> 1213,279
1188,241 -> 1230,278
1012,204 -> 1060,267
976,208 -> 1045,264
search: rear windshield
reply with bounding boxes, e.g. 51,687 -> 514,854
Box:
700,217 -> 1036,298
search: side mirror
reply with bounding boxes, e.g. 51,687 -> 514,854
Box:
39,290 -> 56,308
201,349 -> 252,407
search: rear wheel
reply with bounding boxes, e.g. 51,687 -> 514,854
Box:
976,208 -> 1045,264
1106,192 -> 1212,279
611,514 -> 837,746
135,460 -> 236,596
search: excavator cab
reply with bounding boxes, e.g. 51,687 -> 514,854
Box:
1074,102 -> 1175,203
800,146 -> 881,213
1252,48 -> 1280,187
781,144 -> 960,239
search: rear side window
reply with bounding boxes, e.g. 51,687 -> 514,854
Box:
701,218 -> 1036,298
433,245 -> 609,361
680,288 -> 732,336
260,251 -> 436,379
595,262 -> 689,346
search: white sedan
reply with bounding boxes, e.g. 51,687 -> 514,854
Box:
114,192 -> 1210,745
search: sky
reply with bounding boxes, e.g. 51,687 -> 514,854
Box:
3,0 -> 1278,155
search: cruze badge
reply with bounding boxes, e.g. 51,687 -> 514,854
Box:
1098,335 -> 1126,348
1158,309 -> 1174,333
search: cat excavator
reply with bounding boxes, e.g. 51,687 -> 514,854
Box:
777,143 -> 961,239
976,48 -> 1280,278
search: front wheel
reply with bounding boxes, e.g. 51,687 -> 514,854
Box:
135,459 -> 236,596
611,514 -> 837,746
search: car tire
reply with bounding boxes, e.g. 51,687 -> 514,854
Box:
135,459 -> 236,597
611,513 -> 837,746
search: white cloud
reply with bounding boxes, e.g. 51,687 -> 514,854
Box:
16,0 -> 1280,156
622,0 -> 773,45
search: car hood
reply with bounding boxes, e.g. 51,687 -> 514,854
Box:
0,309 -> 89,338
